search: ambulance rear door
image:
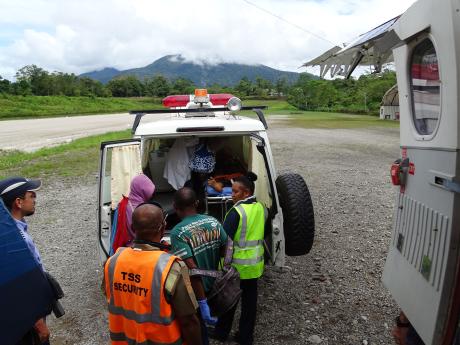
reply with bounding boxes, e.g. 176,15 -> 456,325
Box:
97,139 -> 141,264
382,1 -> 460,343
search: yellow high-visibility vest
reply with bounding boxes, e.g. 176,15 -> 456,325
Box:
228,202 -> 265,279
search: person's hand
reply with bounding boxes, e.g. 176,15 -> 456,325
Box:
392,312 -> 409,345
198,299 -> 217,326
208,177 -> 217,187
33,318 -> 50,344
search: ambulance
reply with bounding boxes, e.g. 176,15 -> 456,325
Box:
305,0 -> 460,343
97,90 -> 315,272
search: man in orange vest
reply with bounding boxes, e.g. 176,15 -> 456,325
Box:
104,203 -> 202,345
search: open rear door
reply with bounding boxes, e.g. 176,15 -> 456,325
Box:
248,134 -> 285,268
97,139 -> 141,264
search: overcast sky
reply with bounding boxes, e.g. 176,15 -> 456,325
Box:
0,0 -> 416,80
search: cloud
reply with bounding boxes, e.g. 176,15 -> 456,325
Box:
0,0 -> 416,80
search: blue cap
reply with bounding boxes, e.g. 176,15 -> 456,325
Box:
0,177 -> 41,202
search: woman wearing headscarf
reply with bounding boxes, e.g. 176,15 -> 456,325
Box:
110,174 -> 156,254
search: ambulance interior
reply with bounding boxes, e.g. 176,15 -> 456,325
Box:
107,134 -> 274,234
142,135 -> 273,230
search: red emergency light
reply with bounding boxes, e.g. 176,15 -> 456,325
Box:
162,91 -> 235,108
162,95 -> 190,108
209,94 -> 235,106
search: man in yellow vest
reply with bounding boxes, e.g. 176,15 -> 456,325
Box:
104,203 -> 202,345
213,172 -> 266,345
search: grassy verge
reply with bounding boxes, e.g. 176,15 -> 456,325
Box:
0,130 -> 131,179
280,112 -> 400,129
0,95 -> 163,120
241,100 -> 399,129
242,99 -> 299,115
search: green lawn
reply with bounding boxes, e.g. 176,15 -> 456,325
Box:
280,112 -> 399,129
0,130 -> 131,179
241,99 -> 399,129
0,95 -> 163,120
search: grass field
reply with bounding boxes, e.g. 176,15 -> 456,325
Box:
0,130 -> 131,179
0,95 -> 163,119
242,99 -> 399,129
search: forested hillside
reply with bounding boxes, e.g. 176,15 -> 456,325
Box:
0,64 -> 396,115
80,55 -> 302,85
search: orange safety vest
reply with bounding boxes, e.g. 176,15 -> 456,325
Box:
104,247 -> 183,345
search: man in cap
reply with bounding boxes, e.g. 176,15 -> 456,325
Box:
0,176 -> 50,344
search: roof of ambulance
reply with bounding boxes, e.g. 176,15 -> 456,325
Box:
134,112 -> 266,137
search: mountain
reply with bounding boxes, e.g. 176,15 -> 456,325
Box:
80,55 -> 307,85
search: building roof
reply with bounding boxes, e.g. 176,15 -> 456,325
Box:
381,84 -> 399,106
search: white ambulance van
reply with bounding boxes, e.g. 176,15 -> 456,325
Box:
305,0 -> 460,343
97,91 -> 315,271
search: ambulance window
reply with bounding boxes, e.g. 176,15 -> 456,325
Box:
410,38 -> 440,136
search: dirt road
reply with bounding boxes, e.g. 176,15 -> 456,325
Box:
0,113 -> 132,152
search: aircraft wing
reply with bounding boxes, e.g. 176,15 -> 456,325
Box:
303,16 -> 402,78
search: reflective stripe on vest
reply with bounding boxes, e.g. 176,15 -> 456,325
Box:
230,202 -> 265,279
110,332 -> 183,345
105,248 -> 182,345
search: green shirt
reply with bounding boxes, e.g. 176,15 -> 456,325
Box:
170,214 -> 227,293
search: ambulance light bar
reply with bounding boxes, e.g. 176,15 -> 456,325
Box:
162,90 -> 236,108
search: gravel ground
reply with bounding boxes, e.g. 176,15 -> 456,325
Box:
28,123 -> 401,345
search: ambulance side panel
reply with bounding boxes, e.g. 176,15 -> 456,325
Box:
383,0 -> 460,343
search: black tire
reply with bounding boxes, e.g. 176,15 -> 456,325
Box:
276,173 -> 315,256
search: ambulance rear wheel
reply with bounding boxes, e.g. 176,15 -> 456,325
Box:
276,173 -> 315,256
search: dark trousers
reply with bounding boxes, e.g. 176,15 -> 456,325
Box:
215,278 -> 258,345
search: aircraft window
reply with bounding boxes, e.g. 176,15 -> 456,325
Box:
410,38 -> 440,136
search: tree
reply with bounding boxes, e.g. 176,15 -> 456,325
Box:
15,65 -> 52,95
275,77 -> 288,96
11,80 -> 32,96
287,87 -> 306,109
235,77 -> 253,97
144,75 -> 170,97
254,76 -> 273,97
0,76 -> 11,94
107,76 -> 144,97
170,78 -> 194,94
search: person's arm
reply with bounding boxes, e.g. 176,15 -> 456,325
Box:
208,177 -> 224,192
183,257 -> 206,301
223,209 -> 240,240
392,311 -> 410,345
219,224 -> 228,257
33,318 -> 50,344
168,262 -> 202,345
